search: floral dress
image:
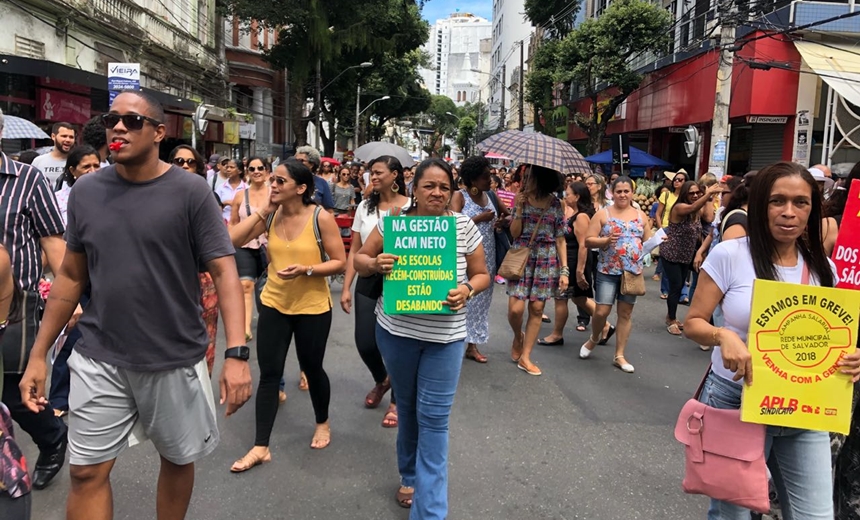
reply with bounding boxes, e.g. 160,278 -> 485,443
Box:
460,190 -> 496,345
597,208 -> 645,276
0,402 -> 31,499
507,198 -> 565,301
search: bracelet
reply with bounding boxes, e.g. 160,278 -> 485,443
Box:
255,210 -> 267,222
560,267 -> 570,276
712,327 -> 723,346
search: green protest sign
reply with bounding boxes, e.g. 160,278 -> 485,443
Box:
383,216 -> 457,314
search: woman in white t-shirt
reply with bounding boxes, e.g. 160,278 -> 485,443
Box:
354,158 -> 489,515
340,155 -> 411,428
685,161 -> 860,519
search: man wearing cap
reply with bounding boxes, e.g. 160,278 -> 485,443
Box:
206,155 -> 230,193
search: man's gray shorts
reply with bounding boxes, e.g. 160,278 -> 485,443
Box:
67,350 -> 219,466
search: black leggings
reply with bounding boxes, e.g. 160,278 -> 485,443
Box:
663,259 -> 691,321
354,293 -> 395,404
254,305 -> 332,446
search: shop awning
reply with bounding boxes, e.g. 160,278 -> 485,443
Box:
795,41 -> 860,108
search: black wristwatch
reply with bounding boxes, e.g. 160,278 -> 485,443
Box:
463,282 -> 475,300
224,346 -> 250,361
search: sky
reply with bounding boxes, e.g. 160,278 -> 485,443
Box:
421,0 -> 493,24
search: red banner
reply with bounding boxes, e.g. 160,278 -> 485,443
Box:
833,179 -> 860,289
37,77 -> 90,95
38,89 -> 92,125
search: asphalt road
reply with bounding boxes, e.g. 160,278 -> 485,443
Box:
22,273 -> 714,519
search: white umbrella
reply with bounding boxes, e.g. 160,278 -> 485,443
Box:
1,116 -> 50,140
354,142 -> 416,167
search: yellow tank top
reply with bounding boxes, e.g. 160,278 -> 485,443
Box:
260,209 -> 332,315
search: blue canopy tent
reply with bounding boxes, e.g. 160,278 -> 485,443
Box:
584,146 -> 672,178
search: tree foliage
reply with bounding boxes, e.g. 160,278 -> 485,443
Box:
219,0 -> 431,154
420,95 -> 458,156
525,0 -> 671,153
524,0 -> 581,39
456,116 -> 477,157
525,38 -> 561,136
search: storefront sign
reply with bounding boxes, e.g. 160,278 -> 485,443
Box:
38,78 -> 90,95
239,122 -> 256,140
38,89 -> 92,125
747,116 -> 789,124
741,280 -> 859,434
833,180 -> 860,289
108,62 -> 140,104
223,122 -> 240,145
383,216 -> 457,315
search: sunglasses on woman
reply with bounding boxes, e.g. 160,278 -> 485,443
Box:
172,158 -> 197,167
247,166 -> 266,173
101,113 -> 162,130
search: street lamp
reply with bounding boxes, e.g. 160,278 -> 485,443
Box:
446,111 -> 461,121
316,61 -> 373,149
354,95 -> 390,147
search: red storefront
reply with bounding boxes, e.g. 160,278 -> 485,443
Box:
566,31 -> 802,176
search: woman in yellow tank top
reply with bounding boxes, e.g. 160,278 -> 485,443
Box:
227,159 -> 346,473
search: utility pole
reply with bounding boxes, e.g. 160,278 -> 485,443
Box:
354,85 -> 361,149
498,64 -> 506,130
707,0 -> 736,177
518,41 -> 524,131
315,58 -> 322,150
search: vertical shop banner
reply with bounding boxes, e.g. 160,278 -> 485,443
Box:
108,63 -> 140,104
383,216 -> 457,315
833,179 -> 860,290
741,280 -> 859,434
223,122 -> 240,145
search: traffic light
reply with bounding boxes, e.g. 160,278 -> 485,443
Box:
684,126 -> 698,158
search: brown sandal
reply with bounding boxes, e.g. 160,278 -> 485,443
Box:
511,332 -> 524,363
396,486 -> 414,508
230,448 -> 272,473
465,344 -> 488,363
382,404 -> 398,428
365,379 -> 391,409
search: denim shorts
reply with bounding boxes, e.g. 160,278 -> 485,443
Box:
593,271 -> 637,306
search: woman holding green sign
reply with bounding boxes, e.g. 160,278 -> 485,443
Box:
355,158 -> 490,517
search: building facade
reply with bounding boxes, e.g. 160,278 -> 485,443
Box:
560,0 -> 857,175
420,12 -> 492,105
0,0 -> 278,159
487,0 -> 534,130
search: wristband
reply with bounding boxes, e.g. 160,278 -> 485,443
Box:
225,346 -> 250,361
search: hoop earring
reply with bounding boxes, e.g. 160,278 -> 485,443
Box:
391,183 -> 400,193
469,186 -> 480,196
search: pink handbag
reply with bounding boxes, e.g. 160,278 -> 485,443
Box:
674,370 -> 769,513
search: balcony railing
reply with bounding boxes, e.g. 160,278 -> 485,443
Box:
82,0 -> 219,69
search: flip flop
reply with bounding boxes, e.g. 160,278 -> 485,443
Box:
537,337 -> 564,346
598,325 -> 616,345
575,324 -> 587,332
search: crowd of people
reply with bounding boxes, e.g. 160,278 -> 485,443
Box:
1,90 -> 860,520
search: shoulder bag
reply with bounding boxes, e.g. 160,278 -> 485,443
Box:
498,203 -> 551,281
674,367 -> 769,513
619,212 -> 646,296
355,206 -> 402,300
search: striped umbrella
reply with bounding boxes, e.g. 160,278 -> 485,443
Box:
477,130 -> 590,174
1,116 -> 50,140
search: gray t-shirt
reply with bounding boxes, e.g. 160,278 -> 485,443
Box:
65,165 -> 235,371
31,153 -> 67,185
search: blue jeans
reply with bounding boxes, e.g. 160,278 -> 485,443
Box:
698,372 -> 833,519
376,324 -> 464,520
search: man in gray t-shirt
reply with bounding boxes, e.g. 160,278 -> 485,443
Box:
19,91 -> 252,519
31,122 -> 76,185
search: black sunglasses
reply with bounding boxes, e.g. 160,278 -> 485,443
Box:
172,158 -> 197,167
247,166 -> 266,173
674,177 -> 686,182
101,113 -> 162,131
273,176 -> 289,186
